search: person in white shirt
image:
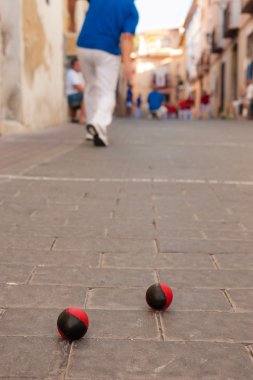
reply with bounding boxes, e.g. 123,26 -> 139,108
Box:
246,80 -> 253,119
66,56 -> 86,124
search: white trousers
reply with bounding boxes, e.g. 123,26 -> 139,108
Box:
78,48 -> 121,133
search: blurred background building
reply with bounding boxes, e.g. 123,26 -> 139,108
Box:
183,0 -> 253,118
0,0 -> 252,135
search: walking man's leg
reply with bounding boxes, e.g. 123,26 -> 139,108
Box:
90,51 -> 121,145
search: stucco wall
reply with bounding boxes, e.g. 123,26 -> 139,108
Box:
0,0 -> 24,134
21,0 -> 65,131
0,0 -> 66,135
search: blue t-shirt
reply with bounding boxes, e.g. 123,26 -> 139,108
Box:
77,0 -> 139,56
147,91 -> 165,111
126,87 -> 133,102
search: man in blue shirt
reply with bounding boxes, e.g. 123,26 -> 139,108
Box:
147,89 -> 166,119
69,0 -> 139,146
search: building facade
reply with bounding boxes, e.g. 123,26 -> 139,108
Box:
183,0 -> 253,118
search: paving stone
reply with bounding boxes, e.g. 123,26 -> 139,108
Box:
119,183 -> 153,196
161,311 -> 253,343
227,289 -> 253,312
159,238 -> 253,254
67,340 -> 253,380
107,223 -> 156,238
58,203 -> 115,217
0,202 -> 37,218
0,308 -> 60,337
103,252 -> 214,269
13,223 -> 105,238
193,220 -> 244,231
0,284 -> 87,308
0,233 -> 55,250
190,211 -> 238,222
156,228 -> 203,239
3,214 -> 68,228
201,230 -> 249,240
215,254 -> 253,269
152,183 -> 199,196
27,181 -> 120,202
65,215 -> 113,228
0,263 -> 35,284
31,267 -> 155,287
0,336 -> 69,378
114,210 -> 153,219
86,287 -> 146,310
245,231 -> 253,239
2,201 -> 78,214
87,310 -> 159,340
159,269 -> 253,288
155,213 -> 196,226
54,237 -> 155,254
0,248 -> 100,266
86,287 -> 230,311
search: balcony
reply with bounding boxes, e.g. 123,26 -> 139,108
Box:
242,0 -> 253,13
211,29 -> 223,54
223,2 -> 240,39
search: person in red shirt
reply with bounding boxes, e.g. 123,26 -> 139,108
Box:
165,104 -> 178,119
184,96 -> 194,120
199,90 -> 211,119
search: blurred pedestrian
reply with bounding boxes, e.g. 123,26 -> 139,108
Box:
69,0 -> 139,147
183,95 -> 194,120
199,90 -> 211,120
135,94 -> 142,119
147,89 -> 166,119
125,84 -> 133,117
165,103 -> 178,119
66,56 -> 86,124
246,80 -> 253,120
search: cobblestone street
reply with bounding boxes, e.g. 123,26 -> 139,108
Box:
0,118 -> 253,379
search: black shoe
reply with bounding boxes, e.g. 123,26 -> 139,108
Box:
86,124 -> 97,136
86,124 -> 108,147
94,134 -> 106,147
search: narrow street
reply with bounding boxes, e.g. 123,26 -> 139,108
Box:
0,118 -> 253,379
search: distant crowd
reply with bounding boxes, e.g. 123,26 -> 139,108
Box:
65,57 -> 253,126
124,82 -> 253,121
125,85 -> 211,121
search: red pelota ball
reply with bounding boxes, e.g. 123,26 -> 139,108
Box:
57,307 -> 89,341
146,283 -> 173,311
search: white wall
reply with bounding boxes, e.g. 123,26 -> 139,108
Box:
0,0 -> 24,134
0,0 -> 66,135
21,0 -> 65,131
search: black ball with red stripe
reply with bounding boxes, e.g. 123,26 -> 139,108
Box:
146,283 -> 173,311
57,308 -> 89,341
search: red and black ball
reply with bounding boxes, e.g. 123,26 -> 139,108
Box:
146,283 -> 173,311
57,307 -> 89,341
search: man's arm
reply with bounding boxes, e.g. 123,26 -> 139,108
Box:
121,33 -> 134,84
73,83 -> 84,93
68,0 -> 76,32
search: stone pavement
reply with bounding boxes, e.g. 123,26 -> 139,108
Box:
0,118 -> 253,379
